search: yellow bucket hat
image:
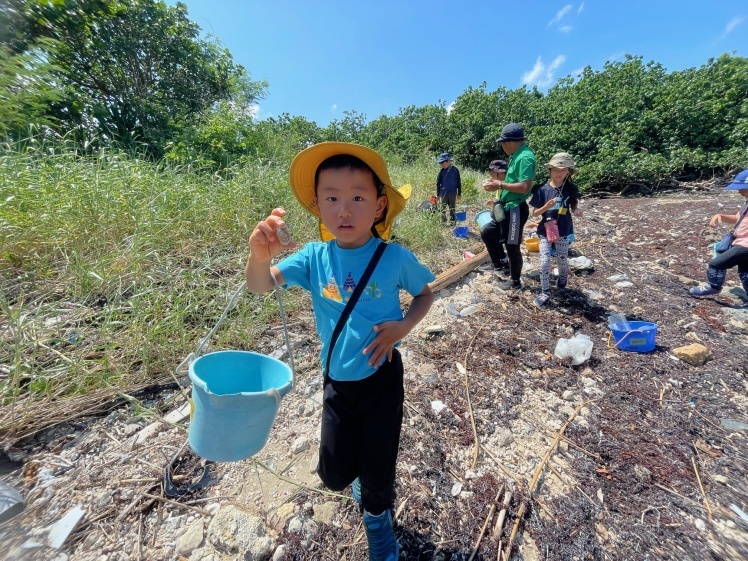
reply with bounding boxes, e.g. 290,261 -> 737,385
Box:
289,142 -> 411,241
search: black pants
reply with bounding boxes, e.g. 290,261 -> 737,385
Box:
317,350 -> 404,515
439,192 -> 457,223
480,202 -> 530,281
706,244 -> 748,291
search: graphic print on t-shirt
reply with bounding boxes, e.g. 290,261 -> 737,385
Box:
321,277 -> 343,302
319,273 -> 382,303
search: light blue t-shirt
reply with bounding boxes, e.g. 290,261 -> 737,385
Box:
277,237 -> 435,381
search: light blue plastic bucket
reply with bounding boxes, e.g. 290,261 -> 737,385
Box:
475,210 -> 493,231
188,350 -> 293,462
610,321 -> 658,353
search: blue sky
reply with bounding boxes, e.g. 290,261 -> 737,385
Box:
173,1 -> 746,126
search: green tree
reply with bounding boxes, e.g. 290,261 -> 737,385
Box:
6,0 -> 266,157
0,39 -> 63,136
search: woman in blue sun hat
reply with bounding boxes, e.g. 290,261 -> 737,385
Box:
690,169 -> 748,306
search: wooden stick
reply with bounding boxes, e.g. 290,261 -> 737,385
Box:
503,400 -> 592,560
546,463 -> 596,508
467,484 -> 505,561
653,483 -> 705,509
462,321 -> 488,469
252,459 -> 348,499
504,502 -> 527,560
116,483 -> 160,522
691,457 -> 712,520
140,493 -> 211,515
402,250 -> 490,306
493,490 -> 512,544
531,419 -> 601,460
480,445 -> 522,486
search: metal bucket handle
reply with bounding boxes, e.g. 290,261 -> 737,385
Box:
176,274 -> 295,395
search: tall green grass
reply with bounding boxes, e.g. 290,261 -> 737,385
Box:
0,138 -> 486,406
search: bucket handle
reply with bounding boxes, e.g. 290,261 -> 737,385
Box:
176,275 -> 295,392
606,328 -> 645,349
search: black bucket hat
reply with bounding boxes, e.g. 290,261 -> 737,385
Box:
489,159 -> 508,172
498,123 -> 526,142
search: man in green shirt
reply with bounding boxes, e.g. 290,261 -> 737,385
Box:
481,123 -> 536,290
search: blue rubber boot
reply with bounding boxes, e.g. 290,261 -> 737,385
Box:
363,509 -> 399,561
352,477 -> 362,504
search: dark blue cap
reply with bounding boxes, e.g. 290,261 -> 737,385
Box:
437,152 -> 452,163
498,123 -> 526,142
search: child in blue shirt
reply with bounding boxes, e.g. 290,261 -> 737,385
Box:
246,142 -> 435,560
529,152 -> 582,308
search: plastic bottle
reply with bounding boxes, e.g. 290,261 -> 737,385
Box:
459,305 -> 479,317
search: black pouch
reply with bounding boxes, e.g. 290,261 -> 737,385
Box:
714,233 -> 735,254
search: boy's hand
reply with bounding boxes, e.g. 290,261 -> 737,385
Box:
709,214 -> 722,227
363,321 -> 409,366
249,208 -> 296,262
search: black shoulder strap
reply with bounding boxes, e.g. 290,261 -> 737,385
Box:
324,242 -> 387,380
733,203 -> 748,232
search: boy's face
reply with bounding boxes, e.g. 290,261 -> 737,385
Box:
440,160 -> 451,169
314,167 -> 387,249
489,170 -> 506,181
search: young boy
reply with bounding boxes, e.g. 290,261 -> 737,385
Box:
689,169 -> 748,306
246,142 -> 435,560
478,159 -> 511,274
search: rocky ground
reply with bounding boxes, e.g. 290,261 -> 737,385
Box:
1,188 -> 748,561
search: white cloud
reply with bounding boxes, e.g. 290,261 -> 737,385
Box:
559,25 -> 572,33
578,3 -> 584,14
605,51 -> 625,63
713,15 -> 745,45
331,103 -> 338,113
446,101 -> 456,115
547,4 -> 572,27
521,55 -> 566,88
725,15 -> 745,34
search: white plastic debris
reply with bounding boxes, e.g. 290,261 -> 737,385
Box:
0,481 -> 24,523
568,256 -> 593,270
46,506 -> 85,548
607,274 -> 629,281
431,400 -> 447,414
554,334 -> 593,365
730,504 -> 748,524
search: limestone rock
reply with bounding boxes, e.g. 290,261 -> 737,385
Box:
672,343 -> 713,366
312,502 -> 338,526
207,505 -> 274,561
175,521 -> 204,556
